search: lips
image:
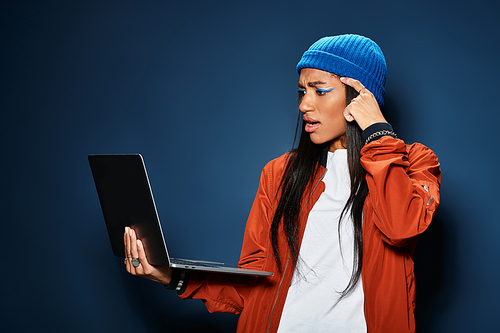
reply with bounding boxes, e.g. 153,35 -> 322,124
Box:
303,115 -> 320,133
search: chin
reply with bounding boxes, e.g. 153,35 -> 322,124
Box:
309,135 -> 327,146
309,134 -> 332,146
310,133 -> 345,149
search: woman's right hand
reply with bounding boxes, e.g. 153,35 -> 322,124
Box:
340,76 -> 388,131
124,226 -> 173,285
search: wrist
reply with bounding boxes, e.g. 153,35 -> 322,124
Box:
362,122 -> 397,145
163,270 -> 190,293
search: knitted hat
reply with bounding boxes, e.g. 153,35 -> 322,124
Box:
296,34 -> 387,105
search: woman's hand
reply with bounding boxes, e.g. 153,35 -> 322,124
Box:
124,226 -> 173,285
340,77 -> 388,131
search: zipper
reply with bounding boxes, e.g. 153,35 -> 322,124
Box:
267,255 -> 290,332
301,169 -> 326,212
423,184 -> 433,205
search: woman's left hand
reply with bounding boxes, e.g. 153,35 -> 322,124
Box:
124,227 -> 173,285
340,77 -> 388,131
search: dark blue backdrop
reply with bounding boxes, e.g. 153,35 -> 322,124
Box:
2,1 -> 499,332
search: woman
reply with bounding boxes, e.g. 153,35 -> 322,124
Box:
124,34 -> 441,333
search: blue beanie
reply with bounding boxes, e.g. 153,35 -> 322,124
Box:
296,34 -> 387,105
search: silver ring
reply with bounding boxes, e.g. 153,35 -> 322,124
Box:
124,257 -> 129,261
132,258 -> 140,267
358,87 -> 366,94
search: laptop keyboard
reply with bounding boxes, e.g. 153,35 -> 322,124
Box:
170,258 -> 221,268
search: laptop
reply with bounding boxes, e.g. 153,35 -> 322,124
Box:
88,154 -> 273,276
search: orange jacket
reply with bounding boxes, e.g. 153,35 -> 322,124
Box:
179,137 -> 441,333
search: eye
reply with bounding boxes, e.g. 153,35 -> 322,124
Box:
315,87 -> 334,96
297,88 -> 306,102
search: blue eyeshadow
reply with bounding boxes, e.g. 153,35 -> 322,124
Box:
316,87 -> 335,92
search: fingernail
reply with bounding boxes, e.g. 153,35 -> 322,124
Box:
137,240 -> 142,247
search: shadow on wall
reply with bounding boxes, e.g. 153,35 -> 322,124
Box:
382,93 -> 455,332
414,205 -> 458,332
379,95 -> 402,134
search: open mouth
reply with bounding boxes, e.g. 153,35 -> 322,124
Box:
304,117 -> 320,132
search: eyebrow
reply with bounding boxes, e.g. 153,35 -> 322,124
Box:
298,80 -> 328,88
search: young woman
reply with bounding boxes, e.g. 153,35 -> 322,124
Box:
123,34 -> 441,333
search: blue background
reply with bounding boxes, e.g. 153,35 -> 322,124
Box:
1,0 -> 499,332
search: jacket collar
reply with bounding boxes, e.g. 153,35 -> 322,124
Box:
319,145 -> 329,168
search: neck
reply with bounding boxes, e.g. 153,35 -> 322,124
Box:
329,135 -> 346,152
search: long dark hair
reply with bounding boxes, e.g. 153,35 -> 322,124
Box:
270,81 -> 368,298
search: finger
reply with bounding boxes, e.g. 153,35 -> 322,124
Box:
343,106 -> 355,122
124,228 -> 127,259
123,228 -> 128,265
125,227 -> 132,273
136,239 -> 151,273
340,77 -> 366,94
130,229 -> 143,274
125,227 -> 131,257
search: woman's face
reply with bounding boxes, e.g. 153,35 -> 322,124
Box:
298,68 -> 347,152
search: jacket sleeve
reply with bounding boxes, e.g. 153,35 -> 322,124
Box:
360,136 -> 441,247
238,160 -> 277,270
177,159 -> 279,313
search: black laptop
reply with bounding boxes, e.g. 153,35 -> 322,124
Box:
89,154 -> 273,276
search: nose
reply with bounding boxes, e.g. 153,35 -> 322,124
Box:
299,92 -> 313,113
